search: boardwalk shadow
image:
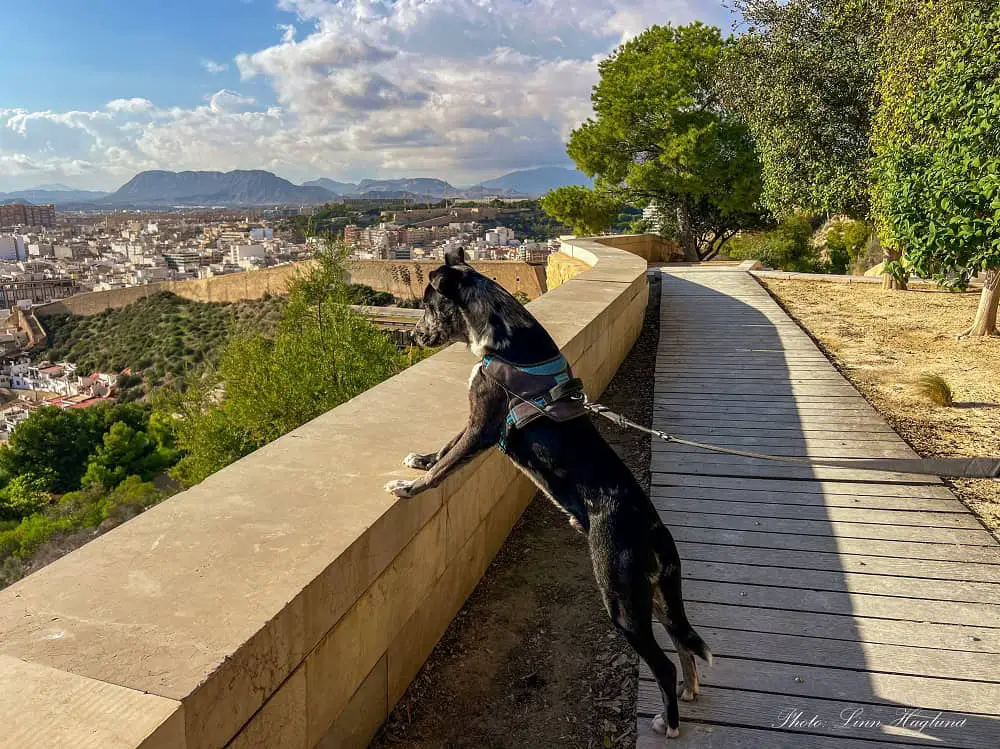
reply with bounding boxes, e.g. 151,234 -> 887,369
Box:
637,270 -> 1000,749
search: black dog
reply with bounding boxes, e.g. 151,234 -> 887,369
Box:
385,248 -> 710,738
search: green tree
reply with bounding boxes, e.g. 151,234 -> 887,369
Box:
722,0 -> 881,218
875,8 -> 1000,337
871,0 -> 994,292
82,422 -> 164,489
0,474 -> 52,520
565,23 -> 764,261
539,186 -> 622,236
170,244 -> 402,484
0,407 -> 106,492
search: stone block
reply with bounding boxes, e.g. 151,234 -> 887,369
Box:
315,657 -> 387,749
227,666 -> 307,749
0,655 -> 184,749
305,508 -> 446,746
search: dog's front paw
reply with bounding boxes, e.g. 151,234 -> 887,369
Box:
384,479 -> 419,498
651,714 -> 680,739
403,452 -> 435,471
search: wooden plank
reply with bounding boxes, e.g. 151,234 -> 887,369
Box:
636,722 -> 923,749
654,426 -> 902,440
682,560 -> 1000,605
685,601 -> 1000,653
637,683 -> 999,749
657,486 -> 966,512
682,579 -> 1000,628
639,658 -> 1000,716
654,497 -> 974,522
635,649 -> 1000,718
650,459 -> 943,484
654,367 -> 846,375
651,432 -> 911,446
670,526 -> 1000,564
651,420 -> 897,434
654,400 -> 878,411
652,475 -> 956,498
660,511 -> 992,546
654,385 -> 862,396
649,623 -> 1000,682
675,542 -> 1000,584
653,443 -> 919,459
653,416 -> 897,430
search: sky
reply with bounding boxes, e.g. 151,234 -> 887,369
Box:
0,0 -> 735,192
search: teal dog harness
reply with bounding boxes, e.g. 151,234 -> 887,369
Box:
480,353 -> 587,452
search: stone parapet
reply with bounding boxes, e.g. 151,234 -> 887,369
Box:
0,236 -> 650,748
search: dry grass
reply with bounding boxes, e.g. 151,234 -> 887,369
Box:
761,278 -> 1000,535
914,374 -> 955,407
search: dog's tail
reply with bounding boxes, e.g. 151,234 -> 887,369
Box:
651,525 -> 713,666
673,623 -> 713,666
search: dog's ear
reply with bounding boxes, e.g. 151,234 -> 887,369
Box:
444,246 -> 466,267
430,266 -> 462,298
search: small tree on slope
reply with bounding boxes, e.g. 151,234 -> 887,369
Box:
878,11 -> 1000,337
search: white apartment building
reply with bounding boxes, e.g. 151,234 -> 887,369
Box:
0,235 -> 26,261
484,227 -> 515,246
27,242 -> 54,258
229,244 -> 266,266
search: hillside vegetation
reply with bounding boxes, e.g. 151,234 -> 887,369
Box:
3,250 -> 411,588
40,283 -> 399,400
41,292 -> 286,399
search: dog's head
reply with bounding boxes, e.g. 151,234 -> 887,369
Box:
411,247 -> 471,348
411,246 -> 532,355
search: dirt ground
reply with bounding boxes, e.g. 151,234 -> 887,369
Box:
760,278 -> 1000,535
370,276 -> 660,749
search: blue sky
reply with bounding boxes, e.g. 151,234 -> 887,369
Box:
2,0 -> 290,112
0,0 -> 735,191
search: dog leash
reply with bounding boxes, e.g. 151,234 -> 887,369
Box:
481,366 -> 1000,479
582,402 -> 1000,480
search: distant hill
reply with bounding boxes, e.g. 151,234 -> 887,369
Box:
302,178 -> 359,195
0,188 -> 110,204
356,178 -> 457,197
106,170 -> 336,207
479,167 -> 591,197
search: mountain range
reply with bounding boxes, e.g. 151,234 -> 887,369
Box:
0,187 -> 110,205
1,166 -> 591,209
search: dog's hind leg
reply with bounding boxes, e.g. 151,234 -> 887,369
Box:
653,593 -> 700,702
650,527 -> 712,702
598,568 -> 681,738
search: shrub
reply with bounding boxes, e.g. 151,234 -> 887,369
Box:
728,214 -> 821,272
915,374 -> 954,407
823,220 -> 872,275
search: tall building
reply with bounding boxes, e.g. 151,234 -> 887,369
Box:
0,235 -> 26,261
0,204 -> 56,228
162,249 -> 202,271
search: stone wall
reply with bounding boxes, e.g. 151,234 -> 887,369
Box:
35,260 -> 545,318
345,260 -> 546,301
597,234 -> 684,263
0,237 -> 650,749
545,251 -> 591,290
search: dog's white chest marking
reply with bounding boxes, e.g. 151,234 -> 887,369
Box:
468,362 -> 482,389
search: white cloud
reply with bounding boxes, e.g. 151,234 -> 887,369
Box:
208,89 -> 258,113
106,98 -> 155,113
201,59 -> 229,74
0,1 -> 731,191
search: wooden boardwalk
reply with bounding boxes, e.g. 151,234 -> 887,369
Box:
636,268 -> 1000,748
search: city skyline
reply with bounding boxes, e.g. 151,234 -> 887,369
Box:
1,0 -> 734,192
